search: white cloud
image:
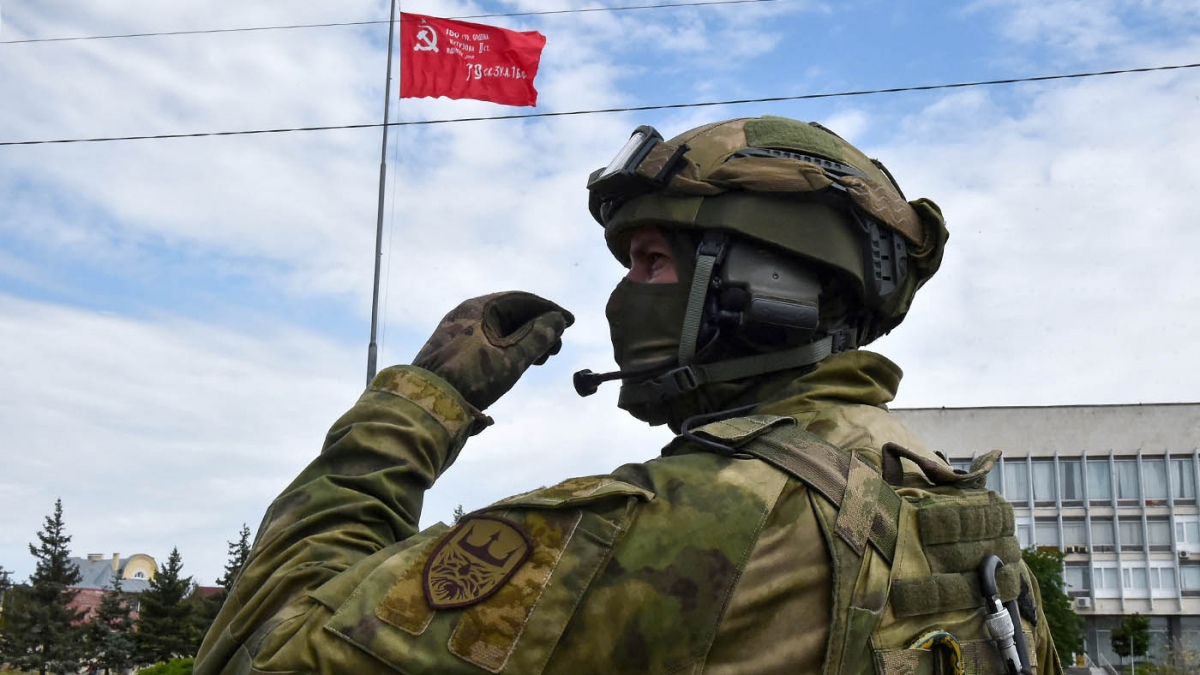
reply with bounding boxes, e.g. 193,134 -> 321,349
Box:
873,58 -> 1200,408
967,0 -> 1200,64
3,0 -> 1199,590
0,294 -> 361,582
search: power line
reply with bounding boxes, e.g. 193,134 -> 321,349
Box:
0,0 -> 780,45
3,62 -> 1196,147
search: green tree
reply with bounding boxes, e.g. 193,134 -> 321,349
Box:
137,548 -> 199,665
0,564 -> 16,636
86,574 -> 137,674
136,656 -> 194,675
0,498 -> 86,674
216,524 -> 252,593
1021,548 -> 1084,666
452,504 -> 466,524
194,523 -> 254,642
0,564 -> 11,617
1111,612 -> 1151,673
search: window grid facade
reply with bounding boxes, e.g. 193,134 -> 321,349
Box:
967,449 -> 1200,612
898,402 -> 1200,666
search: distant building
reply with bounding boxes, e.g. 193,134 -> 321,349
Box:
894,402 -> 1200,667
68,552 -> 157,619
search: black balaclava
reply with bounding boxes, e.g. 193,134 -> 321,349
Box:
603,231 -> 805,431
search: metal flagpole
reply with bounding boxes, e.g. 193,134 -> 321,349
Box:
367,0 -> 399,385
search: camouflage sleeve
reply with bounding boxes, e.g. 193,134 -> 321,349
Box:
194,365 -> 486,674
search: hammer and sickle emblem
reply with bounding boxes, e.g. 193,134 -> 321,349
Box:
414,25 -> 438,53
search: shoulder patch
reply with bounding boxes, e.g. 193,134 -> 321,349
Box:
423,515 -> 533,610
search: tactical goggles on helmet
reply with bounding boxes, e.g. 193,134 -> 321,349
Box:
587,125 -> 690,225
587,125 -> 900,235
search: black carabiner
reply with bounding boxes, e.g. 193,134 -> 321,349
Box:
978,555 -> 1033,675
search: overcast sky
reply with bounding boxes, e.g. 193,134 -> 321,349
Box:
2,0 -> 1198,586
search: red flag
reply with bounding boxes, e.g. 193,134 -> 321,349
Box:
399,13 -> 546,107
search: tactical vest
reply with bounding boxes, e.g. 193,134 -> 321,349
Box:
691,414 -> 1040,675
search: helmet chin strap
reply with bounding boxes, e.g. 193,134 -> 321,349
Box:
578,230 -> 845,404
618,230 -> 841,407
677,232 -> 727,365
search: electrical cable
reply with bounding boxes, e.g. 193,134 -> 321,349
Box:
2,62 -> 1196,147
0,0 -> 781,44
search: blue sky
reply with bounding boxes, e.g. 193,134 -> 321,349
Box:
2,0 -> 1198,586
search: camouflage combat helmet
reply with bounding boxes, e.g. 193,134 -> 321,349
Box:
579,116 -> 948,426
588,116 -> 948,348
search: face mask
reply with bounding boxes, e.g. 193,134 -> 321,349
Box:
605,277 -> 690,373
604,278 -> 695,426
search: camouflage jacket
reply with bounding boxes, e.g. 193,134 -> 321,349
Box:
195,350 -> 1061,674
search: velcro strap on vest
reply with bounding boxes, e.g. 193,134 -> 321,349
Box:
691,414 -> 795,445
891,565 -> 1022,618
875,634 -> 1035,675
883,443 -> 1000,489
696,418 -> 901,562
918,498 -> 1015,547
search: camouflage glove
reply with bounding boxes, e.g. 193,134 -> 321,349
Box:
413,292 -> 575,411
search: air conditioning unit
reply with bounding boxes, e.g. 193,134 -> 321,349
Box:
1180,550 -> 1191,560
1074,597 -> 1092,610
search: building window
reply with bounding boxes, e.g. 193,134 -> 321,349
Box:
1032,461 -> 1056,503
134,571 -> 145,579
1115,460 -> 1140,501
1173,459 -> 1196,501
1177,517 -> 1200,546
1035,519 -> 1060,548
1181,566 -> 1200,594
1144,459 -> 1169,502
1094,566 -> 1120,591
1060,460 -> 1082,503
1005,461 -> 1029,502
1091,518 -> 1115,552
1147,518 -> 1172,551
1151,566 -> 1177,590
1087,460 -> 1112,502
1120,519 -> 1145,551
1017,523 -> 1032,549
986,465 -> 1000,492
1123,566 -> 1148,591
1064,565 -> 1091,594
1062,520 -> 1087,548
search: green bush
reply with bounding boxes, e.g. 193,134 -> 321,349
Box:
137,657 -> 194,675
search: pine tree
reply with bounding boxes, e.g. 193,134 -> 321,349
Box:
216,524 -> 252,593
85,575 -> 137,674
0,564 -> 13,632
136,547 -> 199,665
0,498 -> 86,675
195,523 -> 254,643
453,504 -> 466,523
0,564 -> 11,611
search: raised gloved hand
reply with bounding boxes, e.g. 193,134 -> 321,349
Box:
413,292 -> 575,410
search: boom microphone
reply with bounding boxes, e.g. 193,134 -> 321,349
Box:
573,363 -> 671,397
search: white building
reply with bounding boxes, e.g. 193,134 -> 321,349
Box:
894,402 -> 1200,665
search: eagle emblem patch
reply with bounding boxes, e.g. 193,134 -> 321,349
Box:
423,515 -> 532,609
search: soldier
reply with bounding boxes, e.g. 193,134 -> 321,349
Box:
196,116 -> 1062,674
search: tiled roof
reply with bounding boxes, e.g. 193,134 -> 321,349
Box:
68,557 -> 152,594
